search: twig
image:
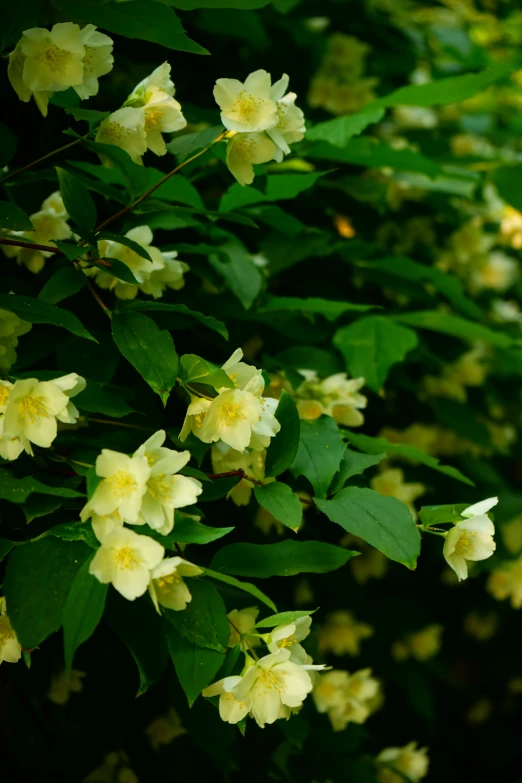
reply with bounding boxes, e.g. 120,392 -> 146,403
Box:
87,417 -> 154,431
93,130 -> 228,233
0,237 -> 63,255
174,542 -> 186,559
0,135 -> 87,184
85,279 -> 112,317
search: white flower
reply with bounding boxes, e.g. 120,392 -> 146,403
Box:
179,397 -> 212,442
0,601 -> 22,665
211,443 -> 268,506
148,556 -> 203,613
202,676 -> 251,724
92,225 -> 165,298
8,44 -> 52,116
250,395 -> 281,451
0,309 -> 31,370
267,617 -> 312,663
75,25 -> 114,100
267,74 -> 306,161
18,23 -> 85,93
222,348 -> 264,396
81,450 -> 151,524
2,191 -> 72,273
214,70 -> 277,133
129,62 -> 176,102
443,497 -> 498,581
472,251 -> 519,292
296,371 -> 367,426
139,251 -> 188,298
227,606 -> 261,649
225,131 -> 277,187
376,742 -> 429,783
313,668 -> 381,731
90,510 -> 124,543
198,388 -> 264,452
1,374 -> 85,456
142,91 -> 187,156
95,107 -> 147,165
89,527 -> 164,601
134,430 -> 202,535
232,648 -> 314,728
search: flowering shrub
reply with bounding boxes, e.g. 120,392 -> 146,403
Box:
1,1 -> 522,781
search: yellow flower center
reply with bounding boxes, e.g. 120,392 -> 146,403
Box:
234,92 -> 260,122
0,386 -> 11,407
18,394 -> 48,422
107,470 -> 137,498
157,572 -> 181,591
38,44 -> 70,72
0,622 -> 15,645
257,668 -> 282,692
112,546 -> 141,570
194,412 -> 206,428
277,634 -> 297,649
454,530 -> 477,557
145,108 -> 163,132
220,402 -> 244,426
147,473 -> 172,503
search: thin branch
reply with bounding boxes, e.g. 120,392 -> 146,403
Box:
87,417 -> 155,431
93,129 -> 228,233
0,237 -> 63,255
85,279 -> 112,317
0,135 -> 86,184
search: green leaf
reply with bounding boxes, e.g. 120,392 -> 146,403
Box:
53,240 -> 93,261
0,202 -> 34,231
165,580 -> 229,651
117,300 -> 228,340
65,107 -> 110,124
220,172 -> 329,212
346,431 -> 473,486
370,62 -> 513,109
166,624 -> 224,706
74,383 -> 136,418
38,266 -> 87,304
208,237 -> 264,309
180,353 -> 233,389
393,310 -> 514,348
0,470 -> 85,503
362,257 -> 482,320
307,108 -> 385,146
49,522 -> 99,549
197,476 -> 240,502
316,486 -> 421,569
210,540 -> 358,577
329,448 -> 386,495
492,165 -> 522,213
96,231 -> 152,262
419,503 -> 469,528
105,592 -> 169,695
334,316 -> 418,392
254,482 -> 303,532
56,167 -> 97,237
59,0 -> 208,54
4,538 -> 89,649
146,171 -> 204,209
62,554 -> 108,674
82,139 -> 149,200
24,495 -> 67,523
265,391 -> 300,477
0,122 -> 17,167
291,417 -> 346,498
112,311 -> 179,404
0,294 -> 95,342
0,539 -> 15,562
157,516 -> 233,545
167,126 -> 223,163
203,568 -> 277,612
254,610 -> 316,629
90,257 -> 140,285
308,138 -> 441,177
260,296 -> 376,321
171,0 -> 272,7
0,0 -> 42,53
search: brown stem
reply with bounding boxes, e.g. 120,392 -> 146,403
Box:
93,130 -> 227,233
87,417 -> 154,431
0,136 -> 86,184
85,279 -> 112,317
0,237 -> 63,255
174,542 -> 186,559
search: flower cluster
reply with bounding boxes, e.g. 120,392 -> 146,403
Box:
180,348 -> 281,455
370,467 -> 426,520
318,610 -> 374,657
487,555 -> 522,609
0,372 -> 85,461
95,63 -> 186,165
82,431 -> 203,602
84,225 -> 188,299
292,370 -> 367,426
1,192 -> 72,273
442,497 -> 498,581
8,23 -> 114,116
0,597 -> 22,666
391,624 -> 443,662
211,443 -> 268,506
214,70 -> 305,186
313,667 -> 381,731
203,614 -> 326,728
0,309 -> 31,371
375,742 -> 429,783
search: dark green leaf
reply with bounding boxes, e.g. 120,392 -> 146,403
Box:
23,495 -> 67,523
308,138 -> 441,177
105,592 -> 169,695
91,257 -> 140,285
291,417 -> 346,498
59,0 -> 208,53
334,316 -> 418,391
0,294 -> 95,342
220,172 -> 329,212
165,579 -> 229,651
56,167 -> 97,237
146,171 -> 204,209
97,231 -> 152,262
307,108 -> 385,146
0,470 -> 85,503
209,237 -> 264,309
492,165 -> 522,214
38,266 -> 87,304
210,540 -> 358,577
203,568 -> 277,612
419,503 -> 469,529
265,391 -> 300,477
167,126 -> 224,163
393,310 -> 514,348
117,300 -> 228,339
171,0 -> 272,7
82,139 -> 149,199
63,554 -> 108,674
166,624 -> 224,706
0,539 -> 15,562
154,516 -> 233,545
4,538 -> 89,648
197,476 -> 240,502
316,486 -> 421,569
261,296 -> 376,321
0,202 -> 34,231
49,522 -> 99,549
74,383 -> 136,418
65,107 -> 110,124
0,0 -> 42,53
329,448 -> 386,494
254,482 -> 303,532
112,311 -> 179,404
255,610 -> 316,628
180,353 -> 233,389
53,241 -> 93,261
